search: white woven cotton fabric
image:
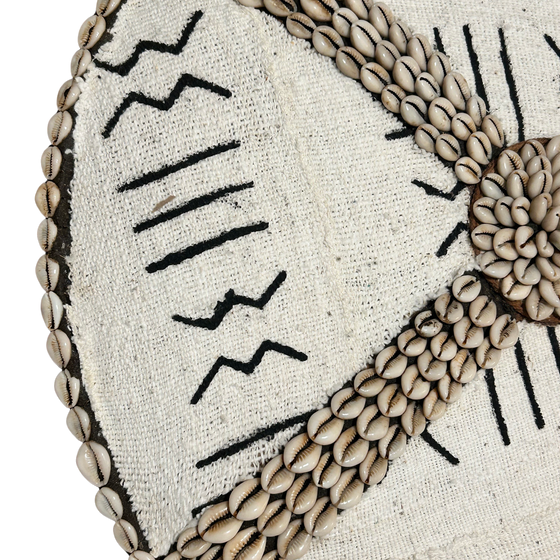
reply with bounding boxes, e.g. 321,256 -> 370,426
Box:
67,0 -> 560,557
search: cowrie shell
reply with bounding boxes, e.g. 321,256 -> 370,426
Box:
525,286 -> 554,321
369,1 -> 394,38
500,273 -> 532,301
360,62 -> 391,93
307,407 -> 344,444
513,258 -> 542,286
438,373 -> 463,403
312,452 -> 342,488
54,369 -> 80,408
467,131 -> 492,165
428,51 -> 451,86
78,15 -> 106,49
354,367 -> 387,397
332,8 -> 358,37
285,474 -> 318,514
229,478 -> 269,521
377,384 -> 408,417
330,468 -> 364,509
468,296 -> 497,327
407,33 -> 433,71
401,95 -> 427,126
526,155 -> 552,176
536,256 -> 560,281
401,401 -> 427,436
453,317 -> 484,349
546,135 -> 560,160
76,441 -> 111,487
475,338 -> 502,369
415,123 -> 440,153
257,500 -> 291,537
96,0 -> 121,16
452,275 -> 482,303
356,404 -> 390,441
359,447 -> 389,485
394,56 -> 421,92
481,114 -> 505,148
223,527 -> 266,560
527,171 -> 553,200
456,156 -> 483,185
471,223 -> 500,251
312,25 -> 344,57
351,20 -> 381,58
263,0 -> 297,17
378,424 -> 407,460
330,387 -> 366,419
286,13 -> 316,39
41,145 -> 62,180
71,48 -> 92,78
480,250 -> 513,279
529,193 -> 552,225
261,455 -> 295,494
494,196 -> 515,227
66,406 -> 91,442
36,181 -> 61,218
48,111 -> 73,145
388,19 -> 411,53
336,46 -> 366,79
434,293 -> 464,324
333,426 -> 369,466
489,315 -> 519,349
199,547 -> 222,560
450,349 -> 478,383
375,39 -> 400,71
473,197 -> 498,224
397,328 -> 427,357
303,496 -> 337,538
428,97 -> 457,132
345,0 -> 372,19
539,278 -> 560,308
414,309 -> 443,338
520,139 -> 546,164
283,433 -> 322,473
451,112 -> 476,141
430,331 -> 458,361
442,71 -> 471,111
511,196 -> 531,226
481,173 -> 507,200
198,502 -> 243,543
374,345 -> 407,379
381,83 -> 406,112
435,133 -> 461,161
417,349 -> 448,381
415,72 -> 441,102
47,329 -> 72,368
497,149 -> 524,179
401,364 -> 431,399
541,206 -> 560,232
95,487 -> 123,521
515,226 -> 538,259
113,519 -> 138,553
37,218 -> 58,253
466,95 -> 487,127
277,520 -> 312,560
493,228 -> 518,261
41,290 -> 64,330
423,388 -> 447,421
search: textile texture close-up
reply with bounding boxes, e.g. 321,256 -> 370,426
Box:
20,0 -> 560,558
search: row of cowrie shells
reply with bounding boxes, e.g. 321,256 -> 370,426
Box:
169,274 -> 516,560
36,1 -> 155,559
238,0 -> 505,185
471,137 -> 560,321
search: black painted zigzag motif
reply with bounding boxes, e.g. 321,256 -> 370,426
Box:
173,271 -> 287,330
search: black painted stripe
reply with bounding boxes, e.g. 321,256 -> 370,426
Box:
437,222 -> 469,257
118,141 -> 241,193
191,340 -> 308,404
386,128 -> 415,141
514,341 -> 545,429
499,28 -> 525,142
95,11 -> 204,76
433,27 -> 446,54
134,181 -> 254,233
196,410 -> 314,468
544,34 -> 560,60
547,327 -> 560,375
173,270 -> 287,330
146,222 -> 269,273
103,73 -> 232,138
412,179 -> 467,202
421,429 -> 459,465
485,368 -> 511,446
463,25 -> 489,109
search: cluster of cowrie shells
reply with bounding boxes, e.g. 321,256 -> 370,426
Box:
471,137 -> 560,323
167,273 -> 517,560
238,0 -> 505,185
36,1 -> 154,559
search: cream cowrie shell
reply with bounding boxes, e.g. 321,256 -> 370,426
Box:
442,71 -> 471,111
520,139 -> 546,164
481,115 -> 505,148
415,124 -> 440,154
500,273 -> 532,301
481,173 -> 507,200
388,20 -> 412,54
332,8 -> 358,37
456,158 -> 483,188
407,33 -> 433,71
451,112 -> 476,141
369,1 -> 394,38
351,20 -> 381,58
286,13 -> 316,39
469,295 -> 497,328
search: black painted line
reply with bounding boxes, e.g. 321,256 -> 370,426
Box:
436,222 -> 469,258
544,34 -> 560,61
484,369 -> 511,446
421,429 -> 459,465
191,340 -> 308,404
412,179 -> 467,201
433,27 -> 446,54
146,222 -> 269,273
191,492 -> 231,517
134,181 -> 254,233
95,10 -> 204,76
173,271 -> 287,330
515,341 -> 545,429
196,410 -> 314,468
499,28 -> 525,142
118,141 -> 241,193
463,25 -> 489,109
385,128 -> 415,141
103,74 -> 232,138
547,327 -> 560,375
